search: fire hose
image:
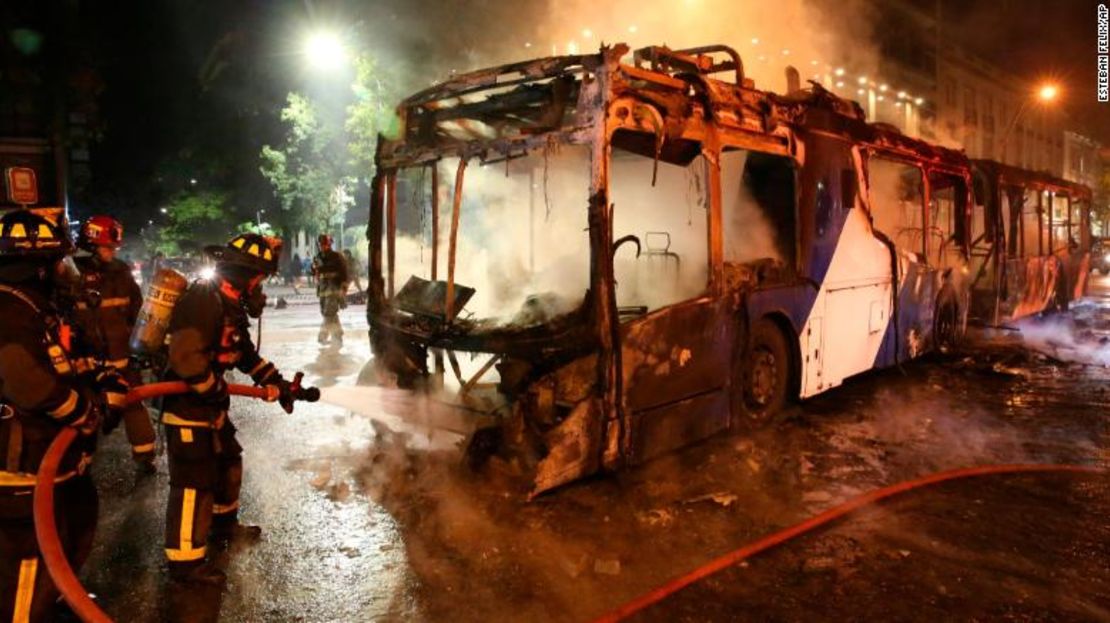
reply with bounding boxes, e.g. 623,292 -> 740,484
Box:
592,462 -> 1105,623
33,378 -> 318,623
31,397 -> 1102,623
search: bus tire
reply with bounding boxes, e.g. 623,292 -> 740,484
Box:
741,319 -> 791,429
1051,270 -> 1070,314
934,290 -> 961,353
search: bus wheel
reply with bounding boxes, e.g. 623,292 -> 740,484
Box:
742,319 -> 791,428
1050,273 -> 1070,313
934,295 -> 960,353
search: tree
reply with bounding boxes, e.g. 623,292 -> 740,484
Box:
259,93 -> 354,234
151,191 -> 233,255
346,54 -> 401,174
237,221 -> 277,236
259,53 -> 400,237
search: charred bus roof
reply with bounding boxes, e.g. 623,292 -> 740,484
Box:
376,43 -> 970,173
972,158 -> 1093,199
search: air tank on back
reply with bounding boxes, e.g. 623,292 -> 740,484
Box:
129,268 -> 188,360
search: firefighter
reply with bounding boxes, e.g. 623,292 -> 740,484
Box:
161,233 -> 300,586
74,215 -> 156,472
0,209 -> 120,622
311,234 -> 349,345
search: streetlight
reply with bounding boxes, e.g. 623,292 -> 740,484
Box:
256,208 -> 266,229
999,81 -> 1061,164
304,30 -> 346,71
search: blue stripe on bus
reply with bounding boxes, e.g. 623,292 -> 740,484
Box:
872,261 -> 936,368
745,285 -> 819,339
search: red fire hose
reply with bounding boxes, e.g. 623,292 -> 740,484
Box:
592,462 -> 1105,623
33,389 -> 1104,623
33,382 -> 275,623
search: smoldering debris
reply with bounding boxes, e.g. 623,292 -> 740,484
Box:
285,320 -> 1110,621
1014,307 -> 1110,367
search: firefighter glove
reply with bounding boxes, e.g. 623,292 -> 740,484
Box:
70,397 -> 102,437
95,369 -> 131,413
264,379 -> 296,414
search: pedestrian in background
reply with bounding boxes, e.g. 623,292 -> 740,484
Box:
291,252 -> 303,292
342,248 -> 363,293
302,256 -> 313,286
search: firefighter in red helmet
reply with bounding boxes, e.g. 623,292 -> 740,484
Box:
0,209 -> 115,622
160,233 -> 311,586
311,233 -> 349,345
74,215 -> 156,472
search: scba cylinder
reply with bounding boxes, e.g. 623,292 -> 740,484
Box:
129,268 -> 187,358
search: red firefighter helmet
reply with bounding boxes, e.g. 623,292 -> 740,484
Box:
79,215 -> 124,250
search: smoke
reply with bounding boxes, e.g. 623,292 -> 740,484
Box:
540,0 -> 878,91
722,151 -> 782,265
390,144 -> 802,322
610,152 -> 711,311
1014,308 -> 1110,367
371,0 -> 882,103
390,148 -> 592,321
373,0 -> 893,323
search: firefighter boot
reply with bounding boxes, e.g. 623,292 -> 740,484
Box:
169,561 -> 227,587
134,452 -> 157,475
210,518 -> 262,547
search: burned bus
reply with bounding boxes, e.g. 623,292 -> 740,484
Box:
366,44 -> 972,495
969,159 -> 1092,323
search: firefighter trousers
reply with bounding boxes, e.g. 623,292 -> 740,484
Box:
0,476 -> 98,623
163,412 -> 243,569
113,367 -> 156,461
318,294 -> 344,343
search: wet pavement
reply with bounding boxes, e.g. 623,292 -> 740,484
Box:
82,277 -> 1110,622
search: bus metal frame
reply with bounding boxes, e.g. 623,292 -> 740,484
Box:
367,44 -> 973,495
969,159 -> 1093,323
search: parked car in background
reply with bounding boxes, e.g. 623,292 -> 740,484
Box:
154,255 -> 216,283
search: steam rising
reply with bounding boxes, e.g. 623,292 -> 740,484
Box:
381,0 -> 881,97
1015,307 -> 1110,367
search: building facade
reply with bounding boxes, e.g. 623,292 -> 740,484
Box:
849,0 -> 1103,190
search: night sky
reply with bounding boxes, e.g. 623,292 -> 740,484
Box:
943,0 -> 1110,143
2,0 -> 1107,233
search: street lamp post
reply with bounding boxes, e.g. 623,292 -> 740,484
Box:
989,82 -> 1060,324
304,31 -> 347,71
998,82 -> 1059,165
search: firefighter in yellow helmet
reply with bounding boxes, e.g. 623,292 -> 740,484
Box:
160,233 -> 308,586
73,215 -> 156,472
0,209 -> 119,621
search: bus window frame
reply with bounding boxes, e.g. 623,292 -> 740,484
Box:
718,143 -> 803,276
861,149 -> 929,260
924,167 -> 971,266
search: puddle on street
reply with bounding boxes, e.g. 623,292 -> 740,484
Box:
83,294 -> 1110,622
